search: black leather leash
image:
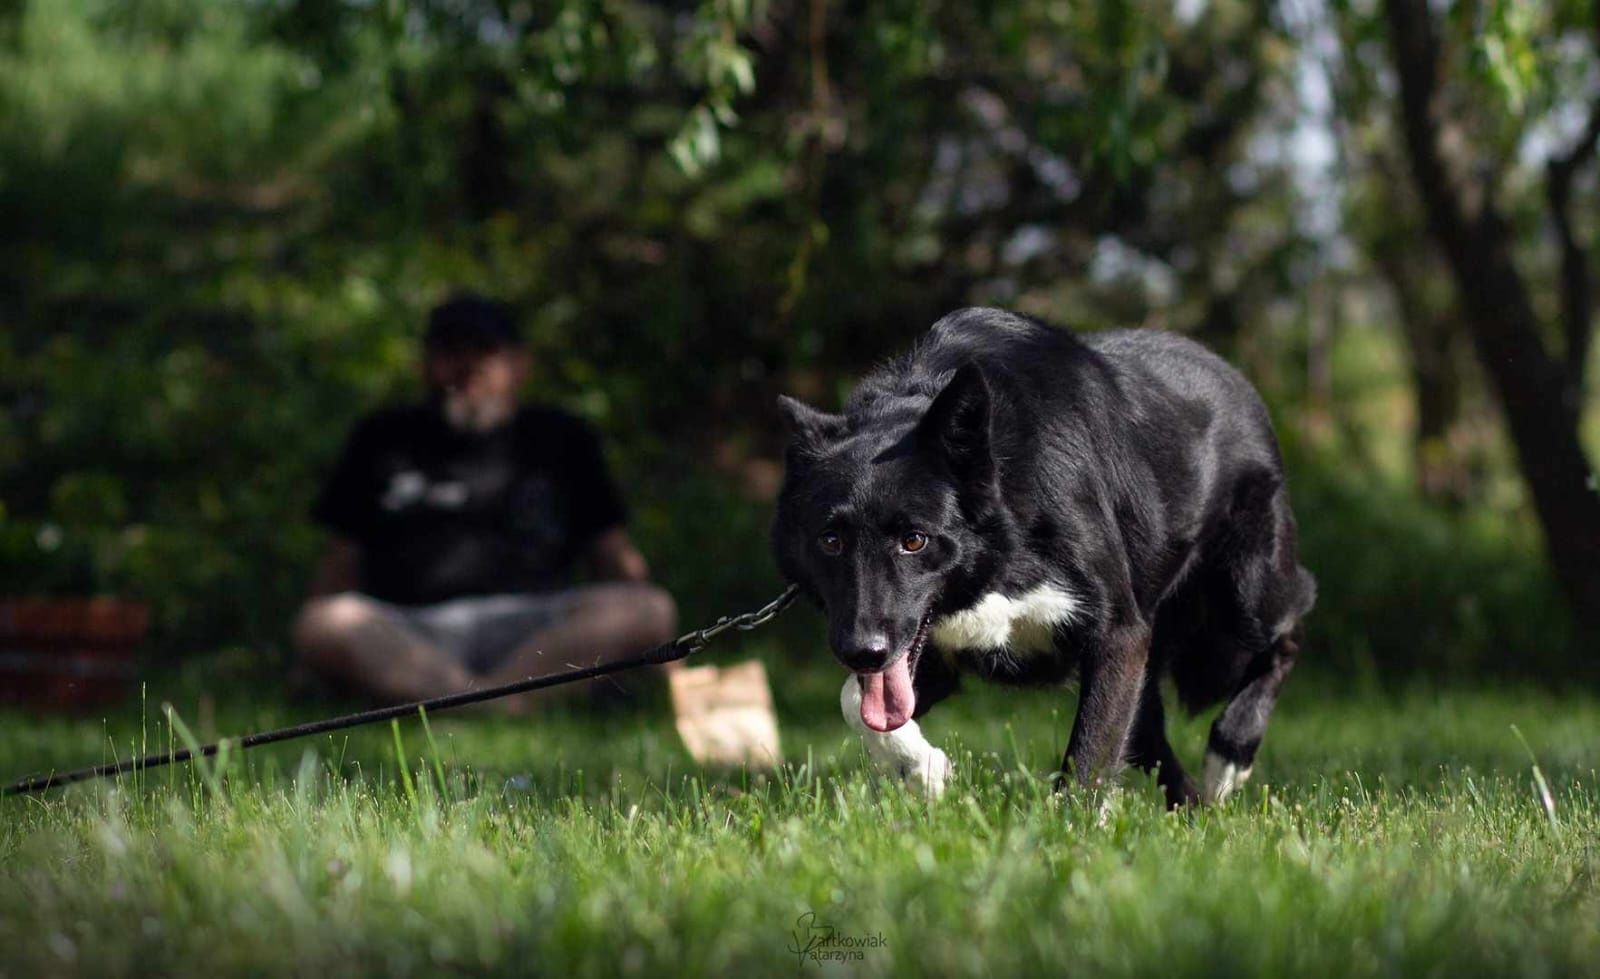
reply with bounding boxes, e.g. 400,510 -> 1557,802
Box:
3,585 -> 800,798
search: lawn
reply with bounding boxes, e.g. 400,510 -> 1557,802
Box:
2,654 -> 1598,978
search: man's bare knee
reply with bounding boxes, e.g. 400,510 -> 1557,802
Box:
292,593 -> 379,668
611,583 -> 676,644
576,583 -> 678,645
634,585 -> 678,643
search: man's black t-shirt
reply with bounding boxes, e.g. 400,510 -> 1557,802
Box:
311,403 -> 628,606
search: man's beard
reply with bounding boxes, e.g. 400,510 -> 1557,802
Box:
436,391 -> 515,433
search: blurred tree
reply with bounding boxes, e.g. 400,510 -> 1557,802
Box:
1373,0 -> 1600,636
1327,11 -> 1480,504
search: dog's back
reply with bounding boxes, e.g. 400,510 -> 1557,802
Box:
851,311 -> 1298,613
853,310 -> 1279,473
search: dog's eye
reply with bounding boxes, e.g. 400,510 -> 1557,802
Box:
899,532 -> 928,554
818,531 -> 844,556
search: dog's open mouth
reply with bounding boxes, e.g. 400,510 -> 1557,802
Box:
856,608 -> 934,733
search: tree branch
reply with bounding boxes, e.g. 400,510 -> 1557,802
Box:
1543,5 -> 1600,391
1383,0 -> 1476,245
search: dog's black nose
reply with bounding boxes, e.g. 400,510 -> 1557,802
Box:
837,634 -> 892,671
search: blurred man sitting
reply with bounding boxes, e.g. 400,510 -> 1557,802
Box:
292,293 -> 677,712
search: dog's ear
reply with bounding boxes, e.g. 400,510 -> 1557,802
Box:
778,395 -> 847,453
914,363 -> 994,485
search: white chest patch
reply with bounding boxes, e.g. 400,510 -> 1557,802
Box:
929,584 -> 1082,654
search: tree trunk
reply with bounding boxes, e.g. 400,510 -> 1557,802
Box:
1373,247 -> 1469,502
1384,0 -> 1600,637
1406,311 -> 1465,503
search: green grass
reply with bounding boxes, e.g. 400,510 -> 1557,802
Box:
2,663 -> 1599,978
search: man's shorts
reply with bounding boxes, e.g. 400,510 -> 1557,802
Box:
368,591 -> 587,675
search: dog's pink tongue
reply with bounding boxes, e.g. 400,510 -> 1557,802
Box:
858,658 -> 915,732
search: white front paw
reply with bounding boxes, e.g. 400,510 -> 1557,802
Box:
904,744 -> 953,798
840,677 -> 953,798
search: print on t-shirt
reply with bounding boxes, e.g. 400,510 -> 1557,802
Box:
380,470 -> 471,512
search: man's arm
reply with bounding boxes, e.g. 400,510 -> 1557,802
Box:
585,526 -> 651,582
308,537 -> 363,597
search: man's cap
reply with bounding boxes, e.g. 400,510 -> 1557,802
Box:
424,292 -> 523,353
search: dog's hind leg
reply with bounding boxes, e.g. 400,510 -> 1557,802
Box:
840,678 -> 953,798
1127,674 -> 1199,808
1203,625 -> 1300,803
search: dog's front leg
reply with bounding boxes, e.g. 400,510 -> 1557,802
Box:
839,677 -> 953,798
1060,622 -> 1150,792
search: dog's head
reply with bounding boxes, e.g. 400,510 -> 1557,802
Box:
771,364 -> 1001,731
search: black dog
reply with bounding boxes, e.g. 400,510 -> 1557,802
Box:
771,308 -> 1315,806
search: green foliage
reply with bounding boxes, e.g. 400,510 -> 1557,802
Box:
667,0 -> 763,175
1289,453 -> 1575,683
0,0 -> 1590,676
